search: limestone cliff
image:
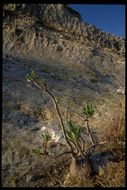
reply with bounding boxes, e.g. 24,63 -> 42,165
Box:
3,4 -> 125,58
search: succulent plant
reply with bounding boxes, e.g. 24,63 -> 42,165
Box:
32,147 -> 41,157
83,103 -> 94,118
66,120 -> 84,141
26,70 -> 36,82
42,131 -> 51,142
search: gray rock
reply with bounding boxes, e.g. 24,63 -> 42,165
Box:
90,151 -> 119,176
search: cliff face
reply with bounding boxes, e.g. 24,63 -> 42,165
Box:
3,4 -> 125,59
2,5 -> 125,187
3,3 -> 125,130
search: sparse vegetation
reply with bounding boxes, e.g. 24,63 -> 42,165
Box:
25,70 -> 125,187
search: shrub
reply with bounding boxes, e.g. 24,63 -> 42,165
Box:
26,71 -> 123,179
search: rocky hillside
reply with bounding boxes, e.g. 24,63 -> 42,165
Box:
3,4 -> 125,54
2,4 -> 125,187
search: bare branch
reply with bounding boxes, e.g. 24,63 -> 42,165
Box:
31,79 -> 76,157
32,80 -> 44,90
86,120 -> 95,146
79,136 -> 85,152
58,103 -> 87,122
85,141 -> 108,156
55,151 -> 72,158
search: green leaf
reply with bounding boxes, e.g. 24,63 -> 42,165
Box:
26,70 -> 36,82
41,133 -> 45,138
74,125 -> 79,140
26,74 -> 32,81
71,132 -> 76,140
66,130 -> 71,138
83,103 -> 94,117
31,70 -> 36,79
38,77 -> 45,86
83,107 -> 88,116
66,130 -> 75,141
74,125 -> 83,141
67,120 -> 75,132
41,133 -> 46,141
88,103 -> 94,117
42,132 -> 51,141
67,120 -> 84,141
32,147 -> 40,157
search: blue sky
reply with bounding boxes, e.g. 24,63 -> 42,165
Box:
69,4 -> 125,38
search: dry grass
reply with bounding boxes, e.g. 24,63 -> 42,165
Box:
63,161 -> 125,187
105,98 -> 125,161
93,161 -> 125,187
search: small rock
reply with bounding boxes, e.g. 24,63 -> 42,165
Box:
26,174 -> 42,182
98,166 -> 105,176
116,88 -> 125,94
26,175 -> 33,182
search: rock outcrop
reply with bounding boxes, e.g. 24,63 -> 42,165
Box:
3,4 -> 125,59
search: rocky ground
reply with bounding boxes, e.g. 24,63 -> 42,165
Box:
2,4 -> 125,187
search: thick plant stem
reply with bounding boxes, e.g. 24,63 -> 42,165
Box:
76,141 -> 85,159
73,140 -> 85,159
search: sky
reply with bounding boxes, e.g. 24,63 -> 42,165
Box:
69,4 -> 125,38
